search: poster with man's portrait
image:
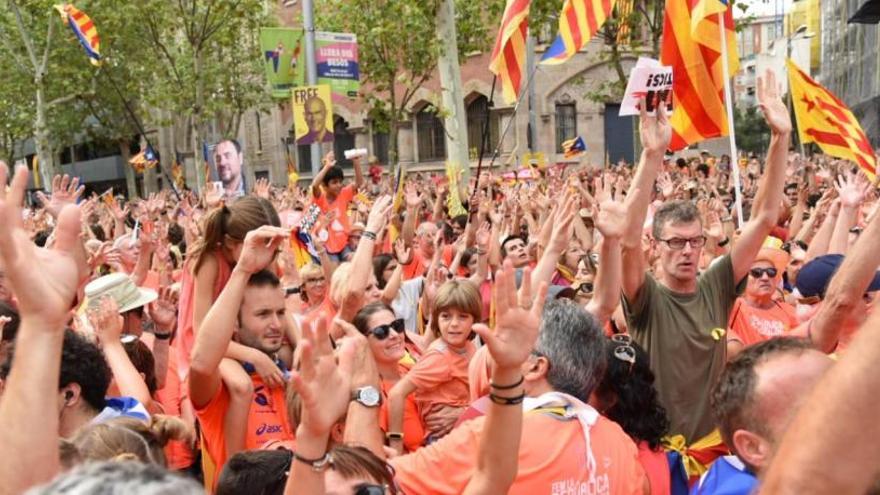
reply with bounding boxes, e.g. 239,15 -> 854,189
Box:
206,139 -> 247,198
292,84 -> 334,146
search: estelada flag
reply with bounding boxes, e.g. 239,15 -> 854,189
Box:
787,59 -> 877,180
661,0 -> 739,150
540,0 -> 617,65
54,4 -> 101,66
489,0 -> 530,104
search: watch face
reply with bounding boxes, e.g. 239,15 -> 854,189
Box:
359,387 -> 381,406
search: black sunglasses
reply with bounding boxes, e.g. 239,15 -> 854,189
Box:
369,319 -> 405,340
576,282 -> 594,293
355,484 -> 387,495
749,267 -> 778,279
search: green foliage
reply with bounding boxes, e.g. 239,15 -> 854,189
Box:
734,105 -> 770,154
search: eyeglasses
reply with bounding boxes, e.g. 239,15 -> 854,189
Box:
657,236 -> 707,250
354,484 -> 387,495
749,267 -> 778,279
610,334 -> 636,371
575,282 -> 594,293
369,319 -> 405,340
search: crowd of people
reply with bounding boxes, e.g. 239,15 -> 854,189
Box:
0,74 -> 879,495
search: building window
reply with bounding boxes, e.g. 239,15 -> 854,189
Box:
332,116 -> 356,169
372,130 -> 389,165
555,103 -> 577,153
466,96 -> 499,157
416,106 -> 446,161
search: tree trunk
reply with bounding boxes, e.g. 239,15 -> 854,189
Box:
118,139 -> 139,199
34,77 -> 56,190
192,48 -> 206,192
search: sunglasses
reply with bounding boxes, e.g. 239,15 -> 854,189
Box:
575,282 -> 594,293
354,484 -> 387,495
749,267 -> 778,279
610,334 -> 636,370
368,319 -> 405,340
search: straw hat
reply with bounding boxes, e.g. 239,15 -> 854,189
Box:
84,273 -> 157,313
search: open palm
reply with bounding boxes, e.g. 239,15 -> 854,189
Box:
757,70 -> 792,134
0,165 -> 83,327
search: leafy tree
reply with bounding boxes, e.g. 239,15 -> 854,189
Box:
131,0 -> 274,190
734,105 -> 770,155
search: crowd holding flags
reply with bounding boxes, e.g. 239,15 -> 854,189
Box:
788,59 -> 877,180
54,3 -> 101,66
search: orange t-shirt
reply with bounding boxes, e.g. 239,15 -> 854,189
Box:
467,344 -> 491,402
194,374 -> 294,486
391,411 -> 646,494
154,346 -> 195,470
314,185 -> 356,254
402,245 -> 455,280
379,366 -> 427,453
408,340 -> 475,415
728,298 -> 799,347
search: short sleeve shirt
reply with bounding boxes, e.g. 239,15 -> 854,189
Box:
408,340 -> 475,410
314,185 -> 356,254
391,412 -> 646,495
622,255 -> 740,442
728,297 -> 799,347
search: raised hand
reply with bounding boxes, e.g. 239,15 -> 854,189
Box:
404,182 -> 421,209
88,296 -> 124,344
757,69 -> 793,135
835,171 -> 871,209
595,196 -> 628,240
147,285 -> 178,333
0,164 -> 83,328
235,226 -> 291,275
366,195 -> 393,234
288,318 -> 356,437
36,174 -> 85,219
253,177 -> 271,200
393,238 -> 413,265
472,262 -> 547,370
204,182 -> 223,208
639,94 -> 672,155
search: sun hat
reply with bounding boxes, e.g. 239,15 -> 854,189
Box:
84,273 -> 157,313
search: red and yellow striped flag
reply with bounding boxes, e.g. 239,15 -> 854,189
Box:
788,59 -> 877,180
54,4 -> 101,66
661,0 -> 739,150
489,0 -> 530,104
540,0 -> 617,64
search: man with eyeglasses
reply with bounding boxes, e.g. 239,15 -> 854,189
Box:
727,239 -> 798,359
620,76 -> 791,450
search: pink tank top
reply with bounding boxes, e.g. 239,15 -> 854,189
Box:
174,250 -> 232,379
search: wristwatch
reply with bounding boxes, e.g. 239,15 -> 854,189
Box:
351,386 -> 382,407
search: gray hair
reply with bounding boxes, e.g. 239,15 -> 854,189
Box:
534,300 -> 607,401
652,200 -> 701,239
26,461 -> 202,495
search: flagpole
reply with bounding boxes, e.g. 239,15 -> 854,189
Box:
472,75 -> 497,201
486,62 -> 540,175
718,12 -> 744,226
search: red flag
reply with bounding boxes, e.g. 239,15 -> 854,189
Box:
489,0 -> 530,104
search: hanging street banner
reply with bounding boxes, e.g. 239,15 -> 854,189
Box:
260,27 -> 304,99
315,31 -> 360,101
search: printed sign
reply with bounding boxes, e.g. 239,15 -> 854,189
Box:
292,85 -> 335,146
260,28 -> 304,99
620,57 -> 673,116
315,31 -> 360,101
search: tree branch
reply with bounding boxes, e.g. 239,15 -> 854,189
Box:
8,0 -> 40,70
39,10 -> 55,74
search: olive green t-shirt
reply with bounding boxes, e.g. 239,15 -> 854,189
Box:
622,255 -> 739,442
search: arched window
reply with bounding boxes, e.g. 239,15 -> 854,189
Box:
416,106 -> 446,161
555,100 -> 577,153
466,95 -> 499,157
332,116 -> 356,168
